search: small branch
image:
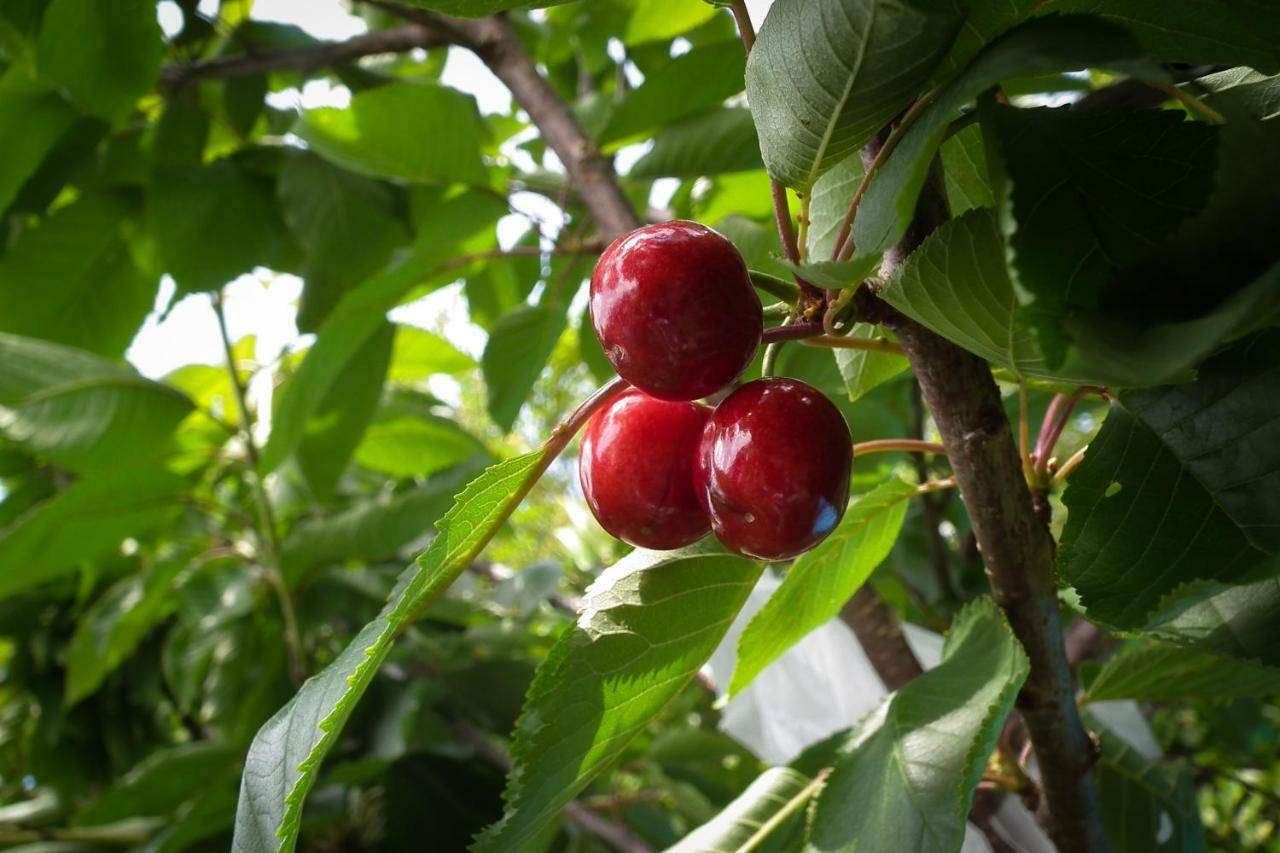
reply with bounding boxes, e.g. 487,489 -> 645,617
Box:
0,821 -> 160,846
160,24 -> 449,86
212,292 -> 306,686
839,587 -> 925,691
853,439 -> 948,458
380,5 -> 641,239
799,334 -> 904,355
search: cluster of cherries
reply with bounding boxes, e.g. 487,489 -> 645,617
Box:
579,221 -> 854,561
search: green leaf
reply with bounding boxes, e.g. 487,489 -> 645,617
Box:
65,554 -> 188,705
983,104 -> 1217,366
482,299 -> 570,433
280,465 -> 481,583
277,153 -> 408,331
388,325 -> 475,382
1196,67 -> 1280,121
669,767 -> 813,853
746,0 -> 962,192
234,450 -> 551,853
295,82 -> 487,185
1060,330 -> 1280,626
354,413 -> 487,479
630,108 -> 762,179
1087,720 -> 1208,852
0,76 -> 77,213
75,742 -> 239,826
833,323 -> 910,402
152,157 -> 287,296
880,209 -> 1275,387
0,467 -> 187,602
600,40 -> 745,145
36,0 -> 161,120
940,124 -> 993,214
476,540 -> 763,851
941,0 -> 1280,74
855,16 -> 1147,261
0,192 -> 156,357
1084,641 -> 1280,703
806,154 -> 864,260
728,477 -> 916,698
1140,576 -> 1280,668
624,0 -> 719,44
259,190 -> 505,475
296,320 -> 394,502
779,257 -> 879,291
807,596 -> 1029,852
0,333 -> 195,472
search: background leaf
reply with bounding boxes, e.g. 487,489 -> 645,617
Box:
295,82 -> 487,185
0,78 -> 77,212
36,0 -> 161,120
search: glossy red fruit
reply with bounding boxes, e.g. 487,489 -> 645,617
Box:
590,220 -> 762,401
579,389 -> 712,550
696,378 -> 852,560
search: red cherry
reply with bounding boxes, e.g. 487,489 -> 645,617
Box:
696,378 -> 852,560
590,221 -> 762,401
579,389 -> 712,550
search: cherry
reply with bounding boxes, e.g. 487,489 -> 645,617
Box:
590,220 -> 762,401
695,378 -> 852,560
579,389 -> 712,550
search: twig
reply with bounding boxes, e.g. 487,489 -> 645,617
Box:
159,24 -> 448,86
839,587 -> 925,691
761,321 -> 823,344
212,291 -> 306,686
377,4 -> 641,239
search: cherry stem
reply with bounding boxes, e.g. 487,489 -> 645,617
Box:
1033,388 -> 1089,479
762,321 -> 823,344
800,335 -> 905,355
918,476 -> 958,495
853,439 -> 948,458
549,376 -> 629,447
725,0 -> 822,309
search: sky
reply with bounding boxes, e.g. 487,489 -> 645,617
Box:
128,0 -> 775,397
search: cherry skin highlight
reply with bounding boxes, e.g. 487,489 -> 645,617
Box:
695,378 -> 852,560
579,389 -> 712,550
590,220 -> 762,401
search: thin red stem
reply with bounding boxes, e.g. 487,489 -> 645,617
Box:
762,321 -> 823,343
1033,388 -> 1088,477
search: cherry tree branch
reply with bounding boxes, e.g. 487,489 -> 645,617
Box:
856,136 -> 1104,850
159,24 -> 449,86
